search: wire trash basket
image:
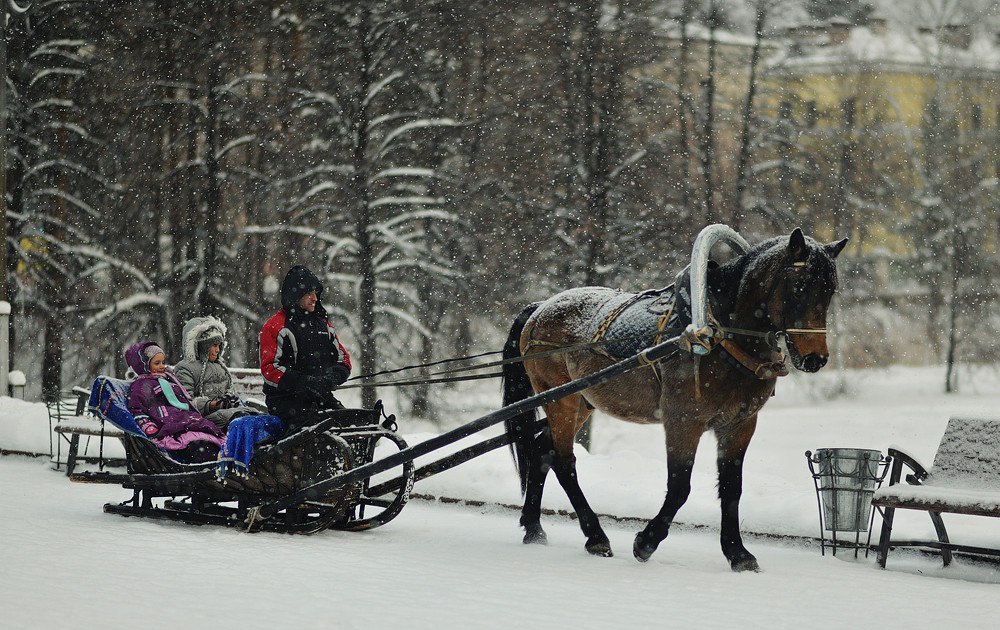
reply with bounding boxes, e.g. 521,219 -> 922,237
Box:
805,448 -> 890,558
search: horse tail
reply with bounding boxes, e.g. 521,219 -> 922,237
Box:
502,301 -> 543,496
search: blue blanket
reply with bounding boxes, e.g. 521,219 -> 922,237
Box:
217,414 -> 285,478
87,375 -> 285,475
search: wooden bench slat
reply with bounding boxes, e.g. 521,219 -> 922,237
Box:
873,496 -> 1000,518
874,481 -> 1000,516
53,423 -> 127,438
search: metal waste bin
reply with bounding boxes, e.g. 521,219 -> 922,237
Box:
806,448 -> 889,557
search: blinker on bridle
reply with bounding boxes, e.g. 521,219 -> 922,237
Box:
778,260 -> 828,338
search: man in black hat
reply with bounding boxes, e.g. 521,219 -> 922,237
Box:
259,265 -> 352,429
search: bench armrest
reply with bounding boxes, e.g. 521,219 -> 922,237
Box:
71,385 -> 91,415
886,447 -> 930,486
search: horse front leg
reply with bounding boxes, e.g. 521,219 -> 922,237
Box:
634,424 -> 701,562
717,415 -> 760,572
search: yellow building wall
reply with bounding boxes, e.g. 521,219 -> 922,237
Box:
762,63 -> 1000,256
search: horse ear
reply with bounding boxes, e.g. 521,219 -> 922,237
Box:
826,238 -> 849,259
788,228 -> 808,262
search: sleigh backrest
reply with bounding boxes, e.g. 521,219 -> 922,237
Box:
88,375 -> 221,474
86,376 -> 145,437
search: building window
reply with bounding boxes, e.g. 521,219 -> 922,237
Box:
841,98 -> 856,128
971,103 -> 982,130
778,100 -> 792,121
805,100 -> 818,128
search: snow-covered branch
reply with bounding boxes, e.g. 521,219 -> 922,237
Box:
215,135 -> 258,161
84,293 -> 167,329
363,71 -> 403,109
374,118 -> 459,161
368,195 -> 443,210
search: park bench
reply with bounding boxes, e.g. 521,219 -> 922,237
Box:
228,367 -> 267,410
48,386 -> 126,476
872,416 -> 1000,568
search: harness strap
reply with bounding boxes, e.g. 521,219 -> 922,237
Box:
653,298 -> 677,346
693,355 -> 702,402
719,339 -> 789,380
647,295 -> 679,388
590,292 -> 648,351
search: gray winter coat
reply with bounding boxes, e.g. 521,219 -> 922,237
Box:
173,316 -> 250,430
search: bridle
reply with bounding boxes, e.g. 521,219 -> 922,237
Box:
676,252 -> 835,400
776,259 -> 833,345
681,261 -> 827,400
725,258 -> 831,353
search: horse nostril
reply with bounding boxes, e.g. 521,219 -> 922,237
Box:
803,355 -> 828,371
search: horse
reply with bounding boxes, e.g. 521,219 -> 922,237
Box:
501,228 -> 848,571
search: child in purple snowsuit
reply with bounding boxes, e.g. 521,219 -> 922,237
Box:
124,340 -> 225,463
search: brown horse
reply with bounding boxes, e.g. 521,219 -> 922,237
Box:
501,228 -> 848,571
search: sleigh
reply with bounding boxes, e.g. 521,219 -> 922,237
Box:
84,376 -> 414,534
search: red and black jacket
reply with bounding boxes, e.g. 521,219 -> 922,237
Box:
259,266 -> 351,404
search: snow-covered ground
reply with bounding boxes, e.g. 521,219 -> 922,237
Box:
2,364 -> 1000,628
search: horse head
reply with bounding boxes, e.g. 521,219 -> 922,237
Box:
738,228 -> 848,373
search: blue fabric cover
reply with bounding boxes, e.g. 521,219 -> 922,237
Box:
218,414 -> 285,478
87,376 -> 145,436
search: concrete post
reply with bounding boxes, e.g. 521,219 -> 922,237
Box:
0,300 -> 9,396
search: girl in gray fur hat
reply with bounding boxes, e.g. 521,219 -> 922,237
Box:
173,316 -> 254,430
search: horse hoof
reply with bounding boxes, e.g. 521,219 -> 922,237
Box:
586,538 -> 613,557
522,526 -> 548,545
633,536 -> 657,562
729,551 -> 760,573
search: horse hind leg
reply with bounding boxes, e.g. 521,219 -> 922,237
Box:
520,427 -> 553,545
716,417 -> 760,572
546,395 -> 613,557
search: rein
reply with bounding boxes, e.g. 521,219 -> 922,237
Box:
339,329 -> 827,393
339,331 -> 664,390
